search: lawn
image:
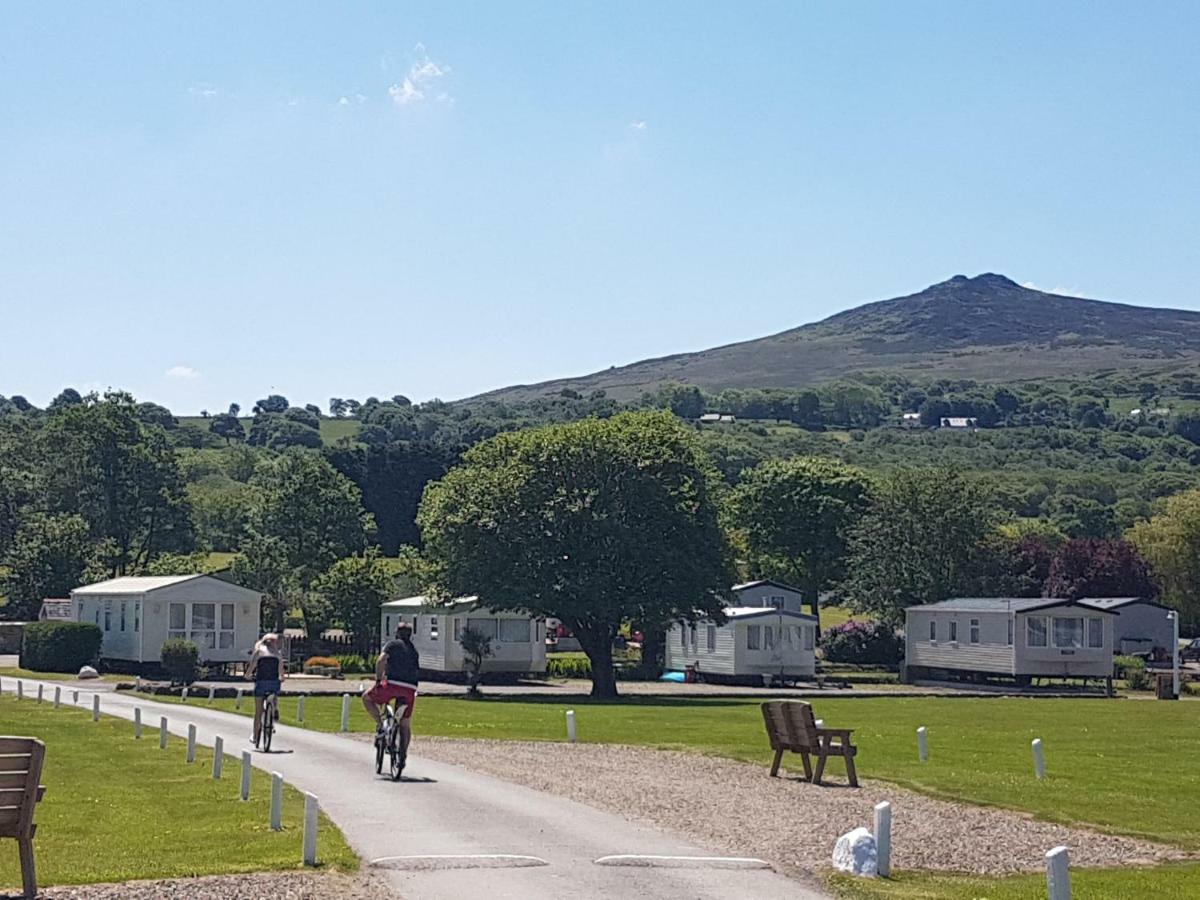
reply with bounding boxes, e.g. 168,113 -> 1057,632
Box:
0,695 -> 356,889
140,691 -> 1200,848
0,667 -> 128,684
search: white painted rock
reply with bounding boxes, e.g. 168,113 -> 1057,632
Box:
832,827 -> 878,877
77,666 -> 99,680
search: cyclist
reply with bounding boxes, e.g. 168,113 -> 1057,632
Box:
363,622 -> 419,758
246,632 -> 285,747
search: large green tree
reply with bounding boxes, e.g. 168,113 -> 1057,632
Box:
840,467 -> 999,626
39,391 -> 193,575
3,513 -> 94,619
418,411 -> 732,698
1128,490 -> 1200,627
726,457 -> 873,630
314,549 -> 394,654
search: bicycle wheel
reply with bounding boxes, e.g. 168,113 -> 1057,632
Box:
262,698 -> 274,752
389,723 -> 404,781
374,717 -> 386,775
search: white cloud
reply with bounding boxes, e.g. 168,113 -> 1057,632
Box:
188,84 -> 218,99
389,45 -> 451,106
338,96 -> 350,106
1021,281 -> 1088,298
629,120 -> 647,130
165,365 -> 200,380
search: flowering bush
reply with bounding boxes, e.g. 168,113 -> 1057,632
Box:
819,621 -> 903,666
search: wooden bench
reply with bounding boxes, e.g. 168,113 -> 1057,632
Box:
0,737 -> 46,899
761,700 -> 858,787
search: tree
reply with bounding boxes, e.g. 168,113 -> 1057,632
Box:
2,513 -> 93,619
247,415 -> 322,449
230,533 -> 293,633
727,457 -> 873,630
329,398 -> 348,418
458,627 -> 494,697
840,468 -> 999,626
39,392 -> 193,575
247,449 -> 374,591
655,382 -> 706,420
304,404 -> 323,419
1044,538 -> 1155,600
253,394 -> 289,415
1129,490 -> 1200,626
228,403 -> 241,417
1172,412 -> 1200,445
209,413 -> 246,444
314,550 -> 394,654
418,411 -> 732,698
48,388 -> 83,412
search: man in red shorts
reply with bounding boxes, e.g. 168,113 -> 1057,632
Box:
363,622 -> 419,758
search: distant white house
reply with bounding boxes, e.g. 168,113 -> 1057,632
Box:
699,413 -> 736,424
904,597 -> 1117,685
900,412 -> 922,428
665,580 -> 818,684
70,574 -> 262,667
38,599 -> 74,621
939,417 -> 978,429
380,596 -> 547,675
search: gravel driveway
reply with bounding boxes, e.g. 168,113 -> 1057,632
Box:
391,736 -> 1190,877
10,871 -> 393,899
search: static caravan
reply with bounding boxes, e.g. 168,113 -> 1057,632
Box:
1078,597 -> 1176,659
665,607 -> 818,684
905,598 -> 1118,685
380,596 -> 547,675
728,579 -> 809,614
71,575 -> 262,668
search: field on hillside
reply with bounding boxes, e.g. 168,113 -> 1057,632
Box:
0,696 -> 355,889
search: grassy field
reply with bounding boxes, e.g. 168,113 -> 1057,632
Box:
0,696 -> 356,890
140,691 -> 1200,848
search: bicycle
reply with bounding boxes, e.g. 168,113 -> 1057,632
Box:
374,698 -> 407,781
259,692 -> 277,752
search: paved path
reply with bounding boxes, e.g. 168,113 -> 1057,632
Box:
2,676 -> 826,900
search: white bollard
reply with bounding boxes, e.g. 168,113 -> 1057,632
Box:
213,737 -> 223,779
37,684 -> 44,703
159,716 -> 169,749
135,676 -> 142,692
209,686 -> 215,703
874,801 -> 892,878
565,709 -> 577,743
181,686 -> 188,702
1045,845 -> 1071,900
303,793 -> 319,866
16,681 -> 22,700
297,695 -> 306,724
270,772 -> 283,830
53,686 -> 61,708
134,707 -> 142,739
917,726 -> 928,762
236,689 -> 243,710
92,694 -> 100,721
340,693 -> 350,732
1032,738 -> 1046,779
187,724 -> 197,763
240,751 -> 252,801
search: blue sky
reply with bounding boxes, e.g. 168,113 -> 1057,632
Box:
3,2 -> 1198,413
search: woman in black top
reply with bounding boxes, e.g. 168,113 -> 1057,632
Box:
246,633 -> 284,747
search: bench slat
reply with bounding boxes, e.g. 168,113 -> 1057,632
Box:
0,756 -> 33,773
0,738 -> 41,754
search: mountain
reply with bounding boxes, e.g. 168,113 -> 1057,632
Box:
471,274 -> 1200,402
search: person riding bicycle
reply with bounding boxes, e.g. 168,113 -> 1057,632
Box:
363,622 -> 419,758
246,632 -> 285,747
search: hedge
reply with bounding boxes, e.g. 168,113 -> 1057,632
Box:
161,639 -> 199,685
819,621 -> 904,666
20,621 -> 103,673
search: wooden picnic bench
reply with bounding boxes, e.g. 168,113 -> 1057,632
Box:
761,700 -> 858,787
0,737 -> 46,899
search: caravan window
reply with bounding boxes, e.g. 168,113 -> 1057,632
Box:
1087,617 -> 1104,649
134,601 -> 140,633
429,617 -> 440,641
1052,617 -> 1083,649
104,600 -> 112,632
500,619 -> 529,642
747,625 -> 761,650
764,626 -> 775,651
120,601 -> 126,632
453,619 -> 462,642
706,625 -> 716,652
466,618 -> 498,640
768,595 -> 785,609
948,620 -> 958,643
192,603 -> 216,649
803,626 -> 814,650
680,626 -> 688,650
1007,618 -> 1013,646
929,620 -> 937,642
168,603 -> 186,640
969,619 -> 980,644
219,603 -> 235,649
1026,616 -> 1048,647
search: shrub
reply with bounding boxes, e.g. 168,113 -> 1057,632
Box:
820,621 -> 903,666
1113,654 -> 1146,678
1125,667 -> 1152,691
334,654 -> 370,674
161,639 -> 199,685
548,656 -> 592,679
20,622 -> 102,673
303,656 -> 342,670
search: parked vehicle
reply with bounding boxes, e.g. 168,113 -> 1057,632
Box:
1180,638 -> 1200,662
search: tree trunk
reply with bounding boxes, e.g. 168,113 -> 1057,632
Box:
805,585 -> 821,634
576,627 -> 618,699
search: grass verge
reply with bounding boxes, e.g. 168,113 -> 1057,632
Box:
0,695 -> 356,889
0,667 -> 128,683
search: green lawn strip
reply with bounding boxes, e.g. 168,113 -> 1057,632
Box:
828,863 -> 1200,899
0,667 -> 128,683
137,691 -> 1200,848
0,696 -> 356,890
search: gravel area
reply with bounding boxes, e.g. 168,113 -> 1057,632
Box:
8,871 -> 394,899
383,736 -> 1191,877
